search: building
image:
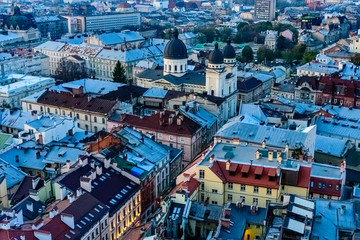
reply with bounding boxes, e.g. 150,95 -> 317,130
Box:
62,12 -> 141,34
196,142 -> 312,208
21,80 -> 123,132
264,30 -> 278,51
55,156 -> 141,240
0,51 -> 49,76
0,74 -> 54,108
255,0 -> 276,21
309,162 -> 346,200
135,32 -> 238,123
34,15 -> 68,40
108,110 -> 203,166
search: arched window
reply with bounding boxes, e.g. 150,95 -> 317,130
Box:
169,65 -> 172,71
175,65 -> 177,72
165,64 -> 167,71
180,65 -> 183,71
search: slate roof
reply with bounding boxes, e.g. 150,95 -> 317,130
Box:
315,135 -> 348,157
117,110 -> 202,136
137,69 -> 206,86
37,90 -> 117,114
237,77 -> 262,93
13,196 -> 46,221
100,85 -> 147,102
11,176 -> 44,205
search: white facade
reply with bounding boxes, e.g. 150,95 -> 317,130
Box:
164,58 -> 187,77
0,74 -> 54,108
0,53 -> 49,77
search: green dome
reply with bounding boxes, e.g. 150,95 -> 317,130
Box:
4,6 -> 35,30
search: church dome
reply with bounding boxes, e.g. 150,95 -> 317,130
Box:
223,39 -> 236,59
164,29 -> 188,60
209,42 -> 224,64
3,6 -> 35,30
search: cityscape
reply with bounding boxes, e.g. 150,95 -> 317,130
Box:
0,0 -> 358,239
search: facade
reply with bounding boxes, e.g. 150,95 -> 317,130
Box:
56,156 -> 141,240
0,51 -> 49,76
62,12 -> 140,34
21,83 -> 119,133
34,40 -> 166,80
34,15 -> 68,40
196,142 -> 311,208
0,74 -> 54,108
255,0 -> 276,21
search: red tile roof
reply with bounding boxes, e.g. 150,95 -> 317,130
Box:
116,110 -> 202,136
0,229 -> 36,240
37,90 -> 117,114
210,161 -> 280,189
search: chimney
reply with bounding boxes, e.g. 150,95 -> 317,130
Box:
36,150 -> 41,159
233,138 -> 240,145
66,160 -> 71,170
226,159 -> 231,171
224,208 -> 231,217
76,188 -> 83,197
299,154 -> 304,162
209,154 -> 215,164
285,143 -> 289,158
80,177 -> 92,192
307,155 -> 312,163
96,165 -> 102,175
61,213 -> 75,229
221,218 -> 230,229
32,219 -> 44,230
262,140 -> 266,148
168,116 -> 174,125
340,159 -> 346,173
90,160 -> 95,168
183,173 -> 190,182
256,149 -> 260,160
26,201 -> 34,212
277,150 -> 282,162
104,157 -> 111,169
68,192 -> 75,203
177,117 -> 182,125
268,150 -> 273,161
49,206 -> 58,218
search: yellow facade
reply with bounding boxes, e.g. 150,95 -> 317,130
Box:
197,165 -> 309,208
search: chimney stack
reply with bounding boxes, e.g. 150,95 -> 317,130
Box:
256,149 -> 260,160
233,138 -> 240,145
262,140 -> 266,148
226,159 -> 231,171
221,218 -> 230,229
209,154 -> 215,164
268,150 -> 273,161
277,150 -> 282,162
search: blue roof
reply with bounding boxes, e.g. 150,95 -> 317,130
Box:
0,158 -> 26,188
143,87 -> 168,98
98,31 -> 144,45
315,135 -> 348,157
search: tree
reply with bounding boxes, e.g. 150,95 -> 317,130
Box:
113,61 -> 127,83
254,21 -> 273,33
351,53 -> 360,66
219,28 -> 233,42
302,51 -> 317,64
257,47 -> 274,63
241,45 -> 254,63
234,24 -> 255,43
194,27 -> 217,43
55,57 -> 89,82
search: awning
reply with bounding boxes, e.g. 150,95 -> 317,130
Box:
254,166 -> 264,175
241,165 -> 250,173
268,168 -> 277,177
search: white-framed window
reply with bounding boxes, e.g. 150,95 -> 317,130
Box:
253,198 -> 259,204
169,135 -> 174,141
241,184 -> 246,191
228,194 -> 233,202
228,183 -> 233,190
180,137 -> 185,143
267,188 -> 272,195
199,170 -> 205,179
158,133 -> 163,139
212,189 -> 218,193
254,186 -> 259,193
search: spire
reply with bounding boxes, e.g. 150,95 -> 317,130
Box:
173,28 -> 179,39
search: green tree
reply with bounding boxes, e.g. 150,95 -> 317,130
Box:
254,21 -> 273,33
241,45 -> 254,63
234,24 -> 255,43
257,47 -> 274,63
113,61 -> 126,83
302,51 -> 317,64
351,53 -> 360,66
219,28 -> 233,42
194,27 -> 217,42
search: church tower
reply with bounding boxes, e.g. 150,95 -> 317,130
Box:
163,28 -> 188,77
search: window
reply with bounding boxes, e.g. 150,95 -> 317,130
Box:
180,65 -> 183,71
76,113 -> 80,119
336,185 -> 340,190
169,135 -> 174,141
169,65 -> 171,71
94,126 -> 98,132
94,116 -> 97,122
266,200 -> 271,206
29,104 -> 32,110
199,170 -> 205,179
40,106 -> 43,112
267,188 -> 272,195
328,184 -> 332,189
319,194 -> 324,199
240,196 -> 245,203
175,65 -> 177,71
62,110 -> 65,115
85,115 -> 88,121
47,108 -> 50,113
241,184 -> 246,191
228,183 -> 233,190
200,182 -> 205,191
200,193 -> 205,202
211,201 -> 218,204
55,109 -> 58,115
327,195 -> 332,199
85,125 -> 89,131
158,133 -> 163,139
102,118 -> 105,124
253,198 -> 259,204
228,194 -> 233,202
212,189 -> 218,193
180,137 -> 185,143
254,186 -> 259,193
310,181 -> 314,187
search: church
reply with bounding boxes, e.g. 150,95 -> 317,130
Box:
135,29 -> 238,120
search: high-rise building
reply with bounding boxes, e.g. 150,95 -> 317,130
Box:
255,0 -> 276,21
